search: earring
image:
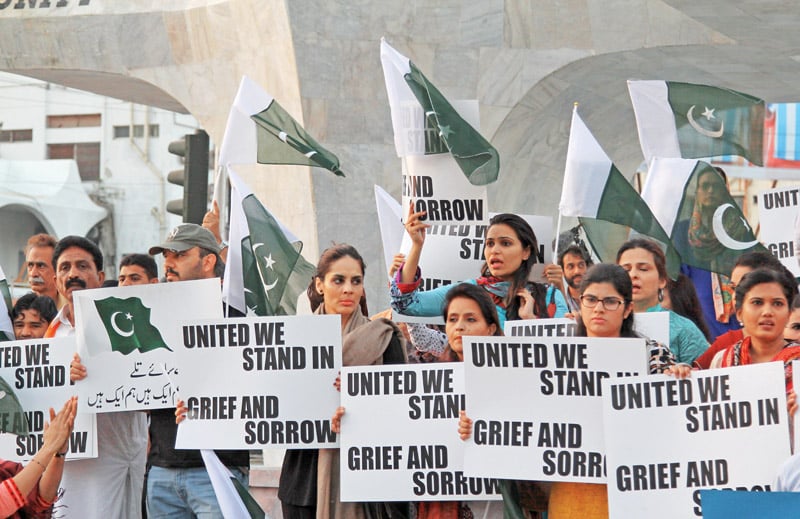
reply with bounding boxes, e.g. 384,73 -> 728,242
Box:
657,288 -> 664,302
318,291 -> 323,295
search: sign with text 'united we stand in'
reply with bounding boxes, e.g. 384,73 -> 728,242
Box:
340,362 -> 501,502
175,314 -> 341,450
504,318 -> 578,338
758,186 -> 800,277
462,336 -> 648,483
603,363 -> 790,519
73,279 -> 222,412
0,337 -> 97,461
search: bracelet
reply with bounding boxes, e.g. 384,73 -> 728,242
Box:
31,457 -> 47,470
55,451 -> 68,458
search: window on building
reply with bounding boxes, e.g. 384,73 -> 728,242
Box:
0,129 -> 33,142
47,142 -> 101,181
46,114 -> 101,128
112,124 -> 160,139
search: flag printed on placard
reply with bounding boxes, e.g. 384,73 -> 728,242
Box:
641,158 -> 768,275
0,376 -> 28,436
628,80 -> 765,166
0,267 -> 13,342
560,107 -> 681,277
93,297 -> 171,355
217,75 -> 344,176
380,38 -> 499,186
223,167 -> 315,317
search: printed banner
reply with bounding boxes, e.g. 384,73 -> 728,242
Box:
462,336 -> 648,482
72,279 -> 222,412
0,337 -> 97,461
633,311 -> 671,348
504,318 -> 577,338
340,363 -> 501,502
604,364 -> 790,518
394,214 -> 553,325
758,186 -> 800,277
175,315 -> 341,449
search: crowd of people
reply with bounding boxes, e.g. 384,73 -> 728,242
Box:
1,183 -> 799,518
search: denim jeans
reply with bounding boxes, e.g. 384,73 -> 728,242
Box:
146,465 -> 249,518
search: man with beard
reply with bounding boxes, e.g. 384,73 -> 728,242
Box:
24,233 -> 61,307
44,235 -> 148,518
145,223 -> 248,517
544,244 -> 592,314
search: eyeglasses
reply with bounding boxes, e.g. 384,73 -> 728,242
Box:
580,295 -> 625,311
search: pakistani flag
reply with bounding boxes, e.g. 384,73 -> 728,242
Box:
374,185 -> 404,276
560,108 -> 681,277
0,376 -> 27,436
217,75 -> 343,176
93,297 -> 171,355
0,267 -> 13,341
380,38 -> 499,186
628,80 -> 765,166
201,450 -> 265,519
641,158 -> 768,275
223,167 -> 315,316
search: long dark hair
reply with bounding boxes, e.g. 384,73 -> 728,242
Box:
443,283 -> 503,337
480,213 -> 547,320
575,264 -> 636,338
307,244 -> 369,316
666,274 -> 711,341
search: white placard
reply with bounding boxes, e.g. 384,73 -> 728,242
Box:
394,214 -> 554,325
758,186 -> 800,277
633,311 -> 671,348
175,315 -> 341,449
462,336 -> 648,482
340,362 -> 501,502
72,279 -> 223,412
0,337 -> 97,461
604,364 -> 790,519
504,317 -> 578,338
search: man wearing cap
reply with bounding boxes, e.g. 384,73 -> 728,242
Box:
45,235 -> 148,518
146,223 -> 249,518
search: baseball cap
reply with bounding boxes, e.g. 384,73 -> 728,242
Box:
148,223 -> 221,255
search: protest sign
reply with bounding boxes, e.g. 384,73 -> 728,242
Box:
375,184 -> 405,276
0,337 -> 96,461
504,318 -> 578,338
604,363 -> 790,518
632,311 -> 670,348
72,278 -> 222,412
758,186 -> 800,276
175,314 -> 341,449
340,362 -> 501,502
462,336 -> 648,482
393,214 -> 553,325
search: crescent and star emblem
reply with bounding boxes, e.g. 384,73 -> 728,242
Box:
687,105 -> 724,138
252,243 -> 278,293
110,311 -> 135,337
712,203 -> 759,250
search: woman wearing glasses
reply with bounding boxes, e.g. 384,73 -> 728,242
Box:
460,264 -> 687,518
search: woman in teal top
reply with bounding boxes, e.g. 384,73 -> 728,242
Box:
391,211 -> 568,328
616,238 -> 709,364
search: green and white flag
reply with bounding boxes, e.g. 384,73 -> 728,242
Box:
380,38 -> 498,186
628,80 -> 765,166
201,450 -> 265,519
223,167 -> 315,316
641,157 -> 768,275
93,297 -> 171,355
217,75 -> 344,176
0,267 -> 13,341
560,107 -> 681,277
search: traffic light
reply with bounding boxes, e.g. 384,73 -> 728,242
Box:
166,130 -> 209,224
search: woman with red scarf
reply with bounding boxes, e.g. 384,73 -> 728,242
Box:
391,211 -> 567,327
709,268 -> 800,402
